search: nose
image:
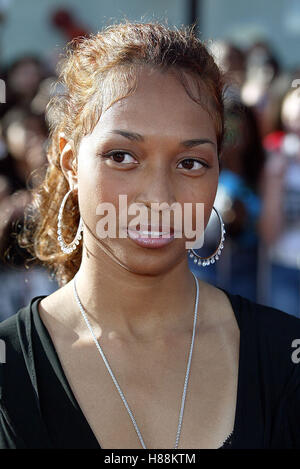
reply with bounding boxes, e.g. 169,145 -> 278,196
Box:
134,165 -> 176,210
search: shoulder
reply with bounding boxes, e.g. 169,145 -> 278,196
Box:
227,292 -> 300,390
0,297 -> 46,400
0,296 -> 50,448
0,306 -> 27,366
238,299 -> 300,448
0,295 -> 48,339
233,293 -> 300,341
0,297 -> 40,355
214,285 -> 300,340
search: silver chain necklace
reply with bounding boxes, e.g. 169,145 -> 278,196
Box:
72,271 -> 199,449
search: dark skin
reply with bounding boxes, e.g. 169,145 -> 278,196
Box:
38,68 -> 240,449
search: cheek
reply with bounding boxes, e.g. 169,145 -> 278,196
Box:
179,173 -> 218,228
78,162 -> 134,218
181,173 -> 218,201
95,173 -> 135,210
203,176 -> 219,225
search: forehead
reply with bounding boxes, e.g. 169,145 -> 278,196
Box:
90,68 -> 217,142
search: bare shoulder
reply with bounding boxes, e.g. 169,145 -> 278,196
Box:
37,280 -> 77,338
199,280 -> 238,330
39,281 -> 69,315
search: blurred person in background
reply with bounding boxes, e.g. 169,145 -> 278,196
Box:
51,8 -> 90,42
1,107 -> 48,191
208,40 -> 246,93
3,56 -> 47,110
189,97 -> 265,302
259,85 -> 300,318
241,41 -> 290,139
0,106 -> 59,320
0,186 -> 58,320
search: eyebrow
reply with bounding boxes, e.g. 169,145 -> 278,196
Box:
110,130 -> 216,148
110,130 -> 144,142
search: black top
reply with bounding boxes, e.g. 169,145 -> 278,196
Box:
0,290 -> 300,449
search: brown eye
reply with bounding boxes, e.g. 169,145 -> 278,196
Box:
105,151 -> 137,164
177,159 -> 206,170
113,152 -> 126,163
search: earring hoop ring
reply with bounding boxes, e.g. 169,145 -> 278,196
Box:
188,206 -> 226,266
57,188 -> 83,254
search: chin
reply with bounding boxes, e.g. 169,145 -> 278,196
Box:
119,248 -> 187,276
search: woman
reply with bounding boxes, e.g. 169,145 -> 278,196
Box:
0,22 -> 299,449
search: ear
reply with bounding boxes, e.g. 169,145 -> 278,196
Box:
59,132 -> 78,190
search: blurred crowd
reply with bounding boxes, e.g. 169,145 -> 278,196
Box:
188,40 -> 300,318
0,30 -> 299,320
0,7 -> 91,321
0,55 -> 60,320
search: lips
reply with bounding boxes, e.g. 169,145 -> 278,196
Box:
133,223 -> 175,236
127,224 -> 175,248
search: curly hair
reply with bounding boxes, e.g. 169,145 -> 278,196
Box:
18,21 -> 227,287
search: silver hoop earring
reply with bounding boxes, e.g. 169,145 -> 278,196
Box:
188,206 -> 226,267
57,188 -> 83,254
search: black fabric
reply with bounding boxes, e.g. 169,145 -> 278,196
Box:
0,289 -> 300,449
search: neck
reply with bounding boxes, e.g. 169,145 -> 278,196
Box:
72,234 -> 199,344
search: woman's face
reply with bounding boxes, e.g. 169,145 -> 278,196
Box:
73,68 -> 219,274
